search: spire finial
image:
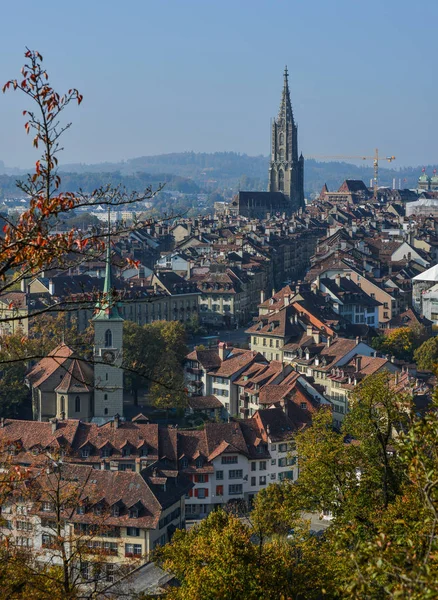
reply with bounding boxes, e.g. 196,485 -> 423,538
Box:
284,65 -> 288,82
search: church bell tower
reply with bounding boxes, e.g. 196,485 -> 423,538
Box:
268,67 -> 304,211
92,212 -> 124,420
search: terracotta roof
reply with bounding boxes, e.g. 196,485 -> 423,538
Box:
26,343 -> 74,388
187,395 -> 223,410
210,350 -> 264,377
55,358 -> 94,393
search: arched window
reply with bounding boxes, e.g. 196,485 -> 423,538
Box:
278,170 -> 284,192
75,396 -> 81,413
104,329 -> 112,348
104,394 -> 108,401
279,132 -> 284,146
60,396 -> 65,413
104,408 -> 108,415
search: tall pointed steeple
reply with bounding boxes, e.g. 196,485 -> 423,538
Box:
268,67 -> 304,211
278,66 -> 294,125
93,209 -> 122,321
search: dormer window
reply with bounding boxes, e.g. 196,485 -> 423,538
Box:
81,446 -> 90,458
112,504 -> 120,517
123,446 -> 132,457
196,458 -> 203,468
181,458 -> 189,469
129,507 -> 139,519
140,447 -> 148,457
101,446 -> 111,458
94,504 -> 102,516
76,505 -> 85,515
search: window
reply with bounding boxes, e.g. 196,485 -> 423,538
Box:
104,394 -> 108,401
197,488 -> 206,499
197,474 -> 205,483
112,505 -> 120,517
300,402 -> 307,410
271,444 -> 276,451
42,533 -> 55,548
251,462 -> 256,471
271,458 -> 276,465
80,561 -> 91,581
229,470 -> 243,479
251,476 -> 256,486
278,457 -> 287,467
76,505 -> 85,515
216,470 -> 224,480
125,543 -> 142,557
60,395 -> 65,414
228,484 -> 243,495
279,443 -> 287,453
81,448 -> 90,458
259,461 -> 266,471
216,485 -> 223,496
127,527 -> 140,537
221,456 -> 238,464
75,396 -> 81,413
123,446 -> 131,457
42,501 -> 52,512
101,446 -> 111,458
181,458 -> 188,469
104,408 -> 108,415
129,507 -> 139,519
104,329 -> 112,348
259,476 -> 266,485
196,458 -> 203,468
16,520 -> 32,531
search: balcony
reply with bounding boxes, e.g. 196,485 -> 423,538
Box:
239,393 -> 248,401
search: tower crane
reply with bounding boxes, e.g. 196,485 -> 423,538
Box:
305,148 -> 396,199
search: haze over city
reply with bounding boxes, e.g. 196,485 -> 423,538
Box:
1,0 -> 437,169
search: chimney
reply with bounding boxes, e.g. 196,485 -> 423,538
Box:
355,356 -> 362,373
51,418 -> 58,434
327,336 -> 331,347
335,274 -> 341,288
355,336 -> 360,346
0,417 -> 5,428
218,342 -> 227,362
313,331 -> 320,344
294,313 -> 298,324
114,413 -> 120,429
266,424 -> 271,437
48,279 -> 55,296
284,295 -> 290,307
306,324 -> 313,338
271,288 -> 275,298
394,372 -> 399,385
390,355 -> 396,364
260,290 -> 265,304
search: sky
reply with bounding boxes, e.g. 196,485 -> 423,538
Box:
0,0 -> 437,169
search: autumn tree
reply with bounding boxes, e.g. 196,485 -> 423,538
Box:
413,335 -> 438,371
154,508 -> 340,600
0,451 -> 134,599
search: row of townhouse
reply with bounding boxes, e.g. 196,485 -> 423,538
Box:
0,457 -> 190,583
0,410 -> 298,523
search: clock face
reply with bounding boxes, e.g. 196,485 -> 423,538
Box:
102,350 -> 116,364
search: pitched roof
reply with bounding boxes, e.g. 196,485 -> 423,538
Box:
55,358 -> 94,394
26,343 -> 74,388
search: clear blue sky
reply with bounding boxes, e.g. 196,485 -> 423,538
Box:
1,0 -> 436,169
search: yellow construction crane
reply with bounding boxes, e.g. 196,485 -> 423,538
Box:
305,148 -> 396,199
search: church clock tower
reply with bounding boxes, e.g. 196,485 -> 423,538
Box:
92,215 -> 124,420
268,67 -> 304,211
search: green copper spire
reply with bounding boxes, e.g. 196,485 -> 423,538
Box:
93,209 -> 123,321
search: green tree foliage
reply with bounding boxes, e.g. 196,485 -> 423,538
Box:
154,509 -> 339,600
413,335 -> 438,371
123,320 -> 188,409
371,327 -> 415,361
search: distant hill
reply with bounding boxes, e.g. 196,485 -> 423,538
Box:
1,152 -> 436,200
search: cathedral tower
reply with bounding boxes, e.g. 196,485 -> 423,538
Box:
268,67 -> 304,210
92,214 -> 124,420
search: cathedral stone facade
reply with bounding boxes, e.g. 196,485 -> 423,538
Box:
233,67 -> 305,218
